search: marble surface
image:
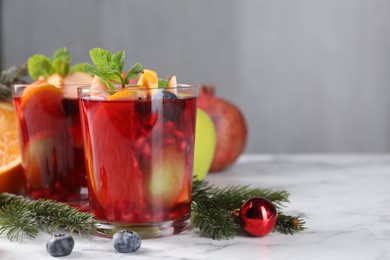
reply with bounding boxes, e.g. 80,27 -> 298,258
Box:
1,154 -> 390,260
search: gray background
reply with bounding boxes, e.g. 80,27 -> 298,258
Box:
1,0 -> 390,154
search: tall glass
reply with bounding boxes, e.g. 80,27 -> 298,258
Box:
78,85 -> 197,238
12,84 -> 89,205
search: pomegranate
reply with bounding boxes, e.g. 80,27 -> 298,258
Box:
197,85 -> 247,172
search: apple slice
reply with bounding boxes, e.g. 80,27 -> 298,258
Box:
148,145 -> 185,208
63,71 -> 93,98
90,76 -> 110,99
47,73 -> 64,86
24,131 -> 70,189
166,75 -> 178,95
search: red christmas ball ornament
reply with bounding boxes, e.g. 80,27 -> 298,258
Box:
239,198 -> 278,236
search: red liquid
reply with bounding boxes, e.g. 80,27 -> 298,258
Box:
13,97 -> 86,202
79,95 -> 197,223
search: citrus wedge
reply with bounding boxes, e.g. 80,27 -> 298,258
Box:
0,102 -> 24,193
108,88 -> 139,100
137,69 -> 158,88
18,83 -> 66,137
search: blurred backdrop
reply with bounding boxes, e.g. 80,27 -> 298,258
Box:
1,0 -> 390,154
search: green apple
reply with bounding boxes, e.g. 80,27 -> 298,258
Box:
149,145 -> 186,208
193,108 -> 216,180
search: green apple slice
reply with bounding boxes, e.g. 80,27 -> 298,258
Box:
148,145 -> 185,208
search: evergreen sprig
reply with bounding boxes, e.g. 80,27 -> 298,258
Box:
0,64 -> 28,101
191,179 -> 306,240
0,193 -> 98,241
0,180 -> 305,241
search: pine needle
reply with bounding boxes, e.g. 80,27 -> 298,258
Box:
192,179 -> 306,239
191,201 -> 239,240
0,200 -> 39,241
0,193 -> 98,241
275,212 -> 306,235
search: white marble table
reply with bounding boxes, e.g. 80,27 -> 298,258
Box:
1,154 -> 390,260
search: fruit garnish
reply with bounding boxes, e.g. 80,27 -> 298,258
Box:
82,47 -> 177,93
82,48 -> 144,90
24,131 -> 69,189
19,83 -> 63,114
18,83 -> 67,143
27,47 -> 86,80
167,75 -> 177,88
90,75 -> 110,99
152,91 -> 177,100
0,102 -> 24,193
108,88 -> 139,100
137,69 -> 158,88
148,145 -> 185,208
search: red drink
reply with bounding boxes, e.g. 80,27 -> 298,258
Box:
12,84 -> 87,202
78,86 -> 197,237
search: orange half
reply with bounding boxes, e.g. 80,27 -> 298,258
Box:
0,102 -> 24,193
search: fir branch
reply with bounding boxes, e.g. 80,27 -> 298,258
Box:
192,179 -> 306,239
30,199 -> 97,235
192,179 -> 290,210
0,193 -> 98,241
275,212 -> 306,235
191,201 -> 239,240
0,200 -> 39,241
0,64 -> 28,101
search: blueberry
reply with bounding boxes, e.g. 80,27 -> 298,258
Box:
152,91 -> 178,100
113,230 -> 142,253
152,91 -> 184,122
46,233 -> 74,257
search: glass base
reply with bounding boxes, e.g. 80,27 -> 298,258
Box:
94,213 -> 191,239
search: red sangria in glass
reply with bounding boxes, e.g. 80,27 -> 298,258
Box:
78,79 -> 197,238
12,83 -> 89,203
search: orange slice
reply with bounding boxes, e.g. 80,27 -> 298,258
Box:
137,69 -> 158,88
18,83 -> 66,137
20,82 -> 63,112
0,102 -> 24,193
108,88 -> 139,100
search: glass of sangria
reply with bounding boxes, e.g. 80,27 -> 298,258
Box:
78,83 -> 197,238
12,82 -> 89,205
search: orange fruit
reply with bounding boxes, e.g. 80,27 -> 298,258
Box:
108,88 -> 139,100
137,69 -> 158,88
18,83 -> 66,138
0,102 -> 24,193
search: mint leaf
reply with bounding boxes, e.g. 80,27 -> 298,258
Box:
27,55 -> 55,80
70,63 -> 89,73
52,60 -> 69,76
52,48 -> 71,62
82,64 -> 117,89
89,48 -> 113,69
125,63 -> 144,82
158,79 -> 168,88
112,51 -> 125,73
85,48 -> 144,89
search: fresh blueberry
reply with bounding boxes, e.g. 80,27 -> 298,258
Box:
46,233 -> 74,257
113,230 -> 142,253
152,91 -> 184,121
152,90 -> 178,100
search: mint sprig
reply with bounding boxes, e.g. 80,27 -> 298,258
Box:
82,48 -> 144,90
27,47 -> 85,80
